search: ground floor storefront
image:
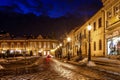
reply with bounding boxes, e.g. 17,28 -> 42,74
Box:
106,30 -> 120,55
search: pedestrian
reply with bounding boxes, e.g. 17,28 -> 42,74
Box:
46,55 -> 51,63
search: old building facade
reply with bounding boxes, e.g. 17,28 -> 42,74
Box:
102,0 -> 120,55
72,8 -> 105,57
0,34 -> 58,56
63,0 -> 120,58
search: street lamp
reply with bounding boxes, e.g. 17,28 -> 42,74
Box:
59,43 -> 62,59
67,37 -> 71,61
87,24 -> 92,62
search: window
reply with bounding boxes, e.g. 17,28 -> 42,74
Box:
17,43 -> 20,48
94,42 -> 96,51
107,10 -> 112,19
30,42 -> 33,48
23,43 -> 26,49
47,42 -> 50,48
1,43 -> 5,48
98,18 -> 102,28
79,33 -> 82,40
93,22 -> 96,31
39,42 -> 42,48
11,43 -> 14,48
52,43 -> 56,49
99,40 -> 102,50
114,4 -> 120,15
84,29 -> 86,38
44,42 -> 46,48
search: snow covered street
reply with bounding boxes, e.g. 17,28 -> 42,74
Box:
0,57 -> 120,80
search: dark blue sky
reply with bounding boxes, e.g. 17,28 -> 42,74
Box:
0,0 -> 102,39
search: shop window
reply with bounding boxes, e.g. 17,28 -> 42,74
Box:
108,37 -> 120,55
117,41 -> 120,55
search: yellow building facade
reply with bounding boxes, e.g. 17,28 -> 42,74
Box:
73,8 -> 105,57
102,0 -> 120,55
0,34 -> 58,56
63,0 -> 120,57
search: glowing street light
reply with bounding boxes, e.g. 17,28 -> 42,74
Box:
60,43 -> 62,47
67,37 -> 71,61
67,37 -> 71,42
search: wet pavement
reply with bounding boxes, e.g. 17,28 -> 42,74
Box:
0,57 -> 120,80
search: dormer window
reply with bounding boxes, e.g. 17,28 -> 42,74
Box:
114,4 -> 120,15
107,11 -> 112,19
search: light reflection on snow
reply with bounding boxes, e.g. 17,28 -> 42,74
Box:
52,59 -> 89,80
52,59 -> 76,69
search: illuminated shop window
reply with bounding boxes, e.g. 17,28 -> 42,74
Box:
107,37 -> 120,55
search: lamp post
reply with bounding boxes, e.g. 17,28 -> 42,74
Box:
59,43 -> 62,59
87,24 -> 92,62
67,37 -> 71,61
24,39 -> 27,64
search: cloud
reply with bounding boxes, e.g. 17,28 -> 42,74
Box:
0,0 -> 102,18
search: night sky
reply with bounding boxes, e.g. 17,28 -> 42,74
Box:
0,0 -> 102,39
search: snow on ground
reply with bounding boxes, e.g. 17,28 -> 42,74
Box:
92,57 -> 120,64
0,58 -> 8,62
0,65 -> 4,69
78,58 -> 96,66
86,61 -> 96,67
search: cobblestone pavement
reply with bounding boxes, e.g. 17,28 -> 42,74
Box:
0,57 -> 119,80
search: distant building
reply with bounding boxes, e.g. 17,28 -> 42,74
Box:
0,34 -> 59,56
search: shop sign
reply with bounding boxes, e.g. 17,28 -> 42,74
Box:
112,31 -> 119,37
106,30 -> 120,39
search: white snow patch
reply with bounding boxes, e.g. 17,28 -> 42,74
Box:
0,59 -> 8,62
92,57 -> 120,64
64,60 -> 67,63
0,65 -> 4,69
79,58 -> 88,63
87,61 -> 96,67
